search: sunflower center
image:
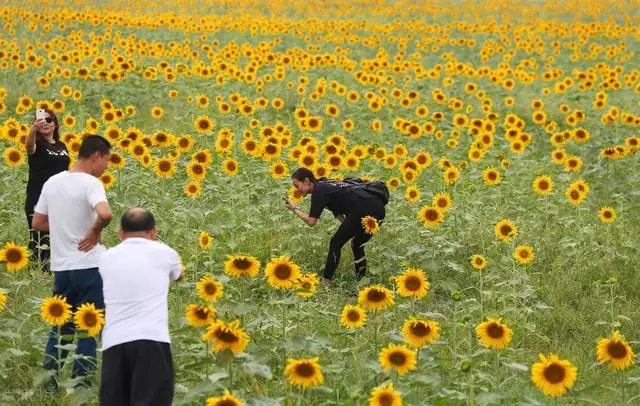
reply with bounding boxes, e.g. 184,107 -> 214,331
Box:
410,322 -> 431,337
274,264 -> 292,280
570,190 -> 580,199
195,308 -> 209,320
294,362 -> 315,377
49,303 -> 64,317
488,172 -> 497,180
215,329 -> 239,343
389,351 -> 407,365
607,341 -> 627,359
5,248 -> 23,263
366,289 -> 386,303
159,161 -> 171,171
204,283 -> 217,295
538,180 -> 549,189
378,393 -> 394,406
486,322 -> 505,338
404,276 -> 422,291
603,211 -> 612,218
475,258 -> 483,265
193,165 -> 204,175
519,250 -> 529,258
500,225 -> 512,235
226,161 -> 237,171
543,363 -> 566,384
82,311 -> 98,327
233,258 -> 252,270
198,120 -> 210,129
347,310 -> 360,322
425,209 -> 438,221
8,151 -> 20,162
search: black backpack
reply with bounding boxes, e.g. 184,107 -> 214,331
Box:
338,178 -> 390,205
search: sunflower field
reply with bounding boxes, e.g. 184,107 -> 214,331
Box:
1,0 -> 640,404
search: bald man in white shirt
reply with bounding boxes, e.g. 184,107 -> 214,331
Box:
99,208 -> 183,406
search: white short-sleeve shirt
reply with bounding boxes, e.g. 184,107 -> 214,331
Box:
99,238 -> 182,351
34,171 -> 107,271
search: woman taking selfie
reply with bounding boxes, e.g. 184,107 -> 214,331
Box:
24,109 -> 70,272
284,167 -> 388,285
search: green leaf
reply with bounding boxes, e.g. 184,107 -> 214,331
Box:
241,362 -> 273,380
504,362 -> 529,372
476,392 -> 505,405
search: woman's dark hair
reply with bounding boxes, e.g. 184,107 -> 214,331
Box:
36,109 -> 60,141
292,167 -> 326,182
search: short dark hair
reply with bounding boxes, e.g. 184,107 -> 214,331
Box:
121,208 -> 156,232
78,135 -> 111,159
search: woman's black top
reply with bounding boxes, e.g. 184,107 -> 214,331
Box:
25,138 -> 70,212
309,178 -> 373,218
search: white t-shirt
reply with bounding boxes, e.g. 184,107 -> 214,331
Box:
34,171 -> 107,271
99,238 -> 182,351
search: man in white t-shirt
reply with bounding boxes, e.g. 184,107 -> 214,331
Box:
99,208 -> 183,406
32,135 -> 113,389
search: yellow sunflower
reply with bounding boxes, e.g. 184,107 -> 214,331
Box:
470,254 -> 487,270
265,256 -> 301,289
202,319 -> 250,354
222,158 -> 238,176
495,219 -> 517,242
3,147 -> 25,167
196,276 -> 224,303
402,318 -> 440,348
532,175 -> 553,196
153,158 -> 176,178
405,186 -> 420,203
99,171 -> 116,190
199,231 -> 213,249
432,193 -> 452,212
531,353 -> 578,397
40,295 -> 72,326
598,207 -> 616,223
285,357 -> 324,388
194,115 -> 215,134
0,242 -> 29,272
192,149 -> 213,167
395,268 -> 430,299
475,318 -> 513,349
565,186 -> 585,205
379,344 -> 417,376
0,290 -> 7,312
418,206 -> 444,228
184,181 -> 202,198
74,302 -> 105,336
294,273 -> 319,299
206,392 -> 245,406
187,161 -> 207,181
361,216 -> 380,235
514,245 -> 535,264
269,160 -> 289,179
443,166 -> 460,185
358,285 -> 395,312
596,331 -> 635,370
340,304 -> 366,329
224,255 -> 261,278
482,167 -> 501,186
369,383 -> 402,406
185,304 -> 216,328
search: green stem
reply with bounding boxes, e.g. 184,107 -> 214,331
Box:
282,303 -> 287,369
228,356 -> 233,392
622,368 -> 626,404
372,311 -> 378,355
479,270 -> 484,316
495,350 -> 501,390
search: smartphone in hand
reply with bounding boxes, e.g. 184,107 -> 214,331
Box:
36,109 -> 46,121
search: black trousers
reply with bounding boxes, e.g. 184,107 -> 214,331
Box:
324,197 -> 386,280
100,340 -> 174,406
25,208 -> 50,272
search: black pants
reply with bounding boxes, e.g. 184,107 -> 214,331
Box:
25,208 -> 50,272
100,340 -> 174,406
324,197 -> 386,280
